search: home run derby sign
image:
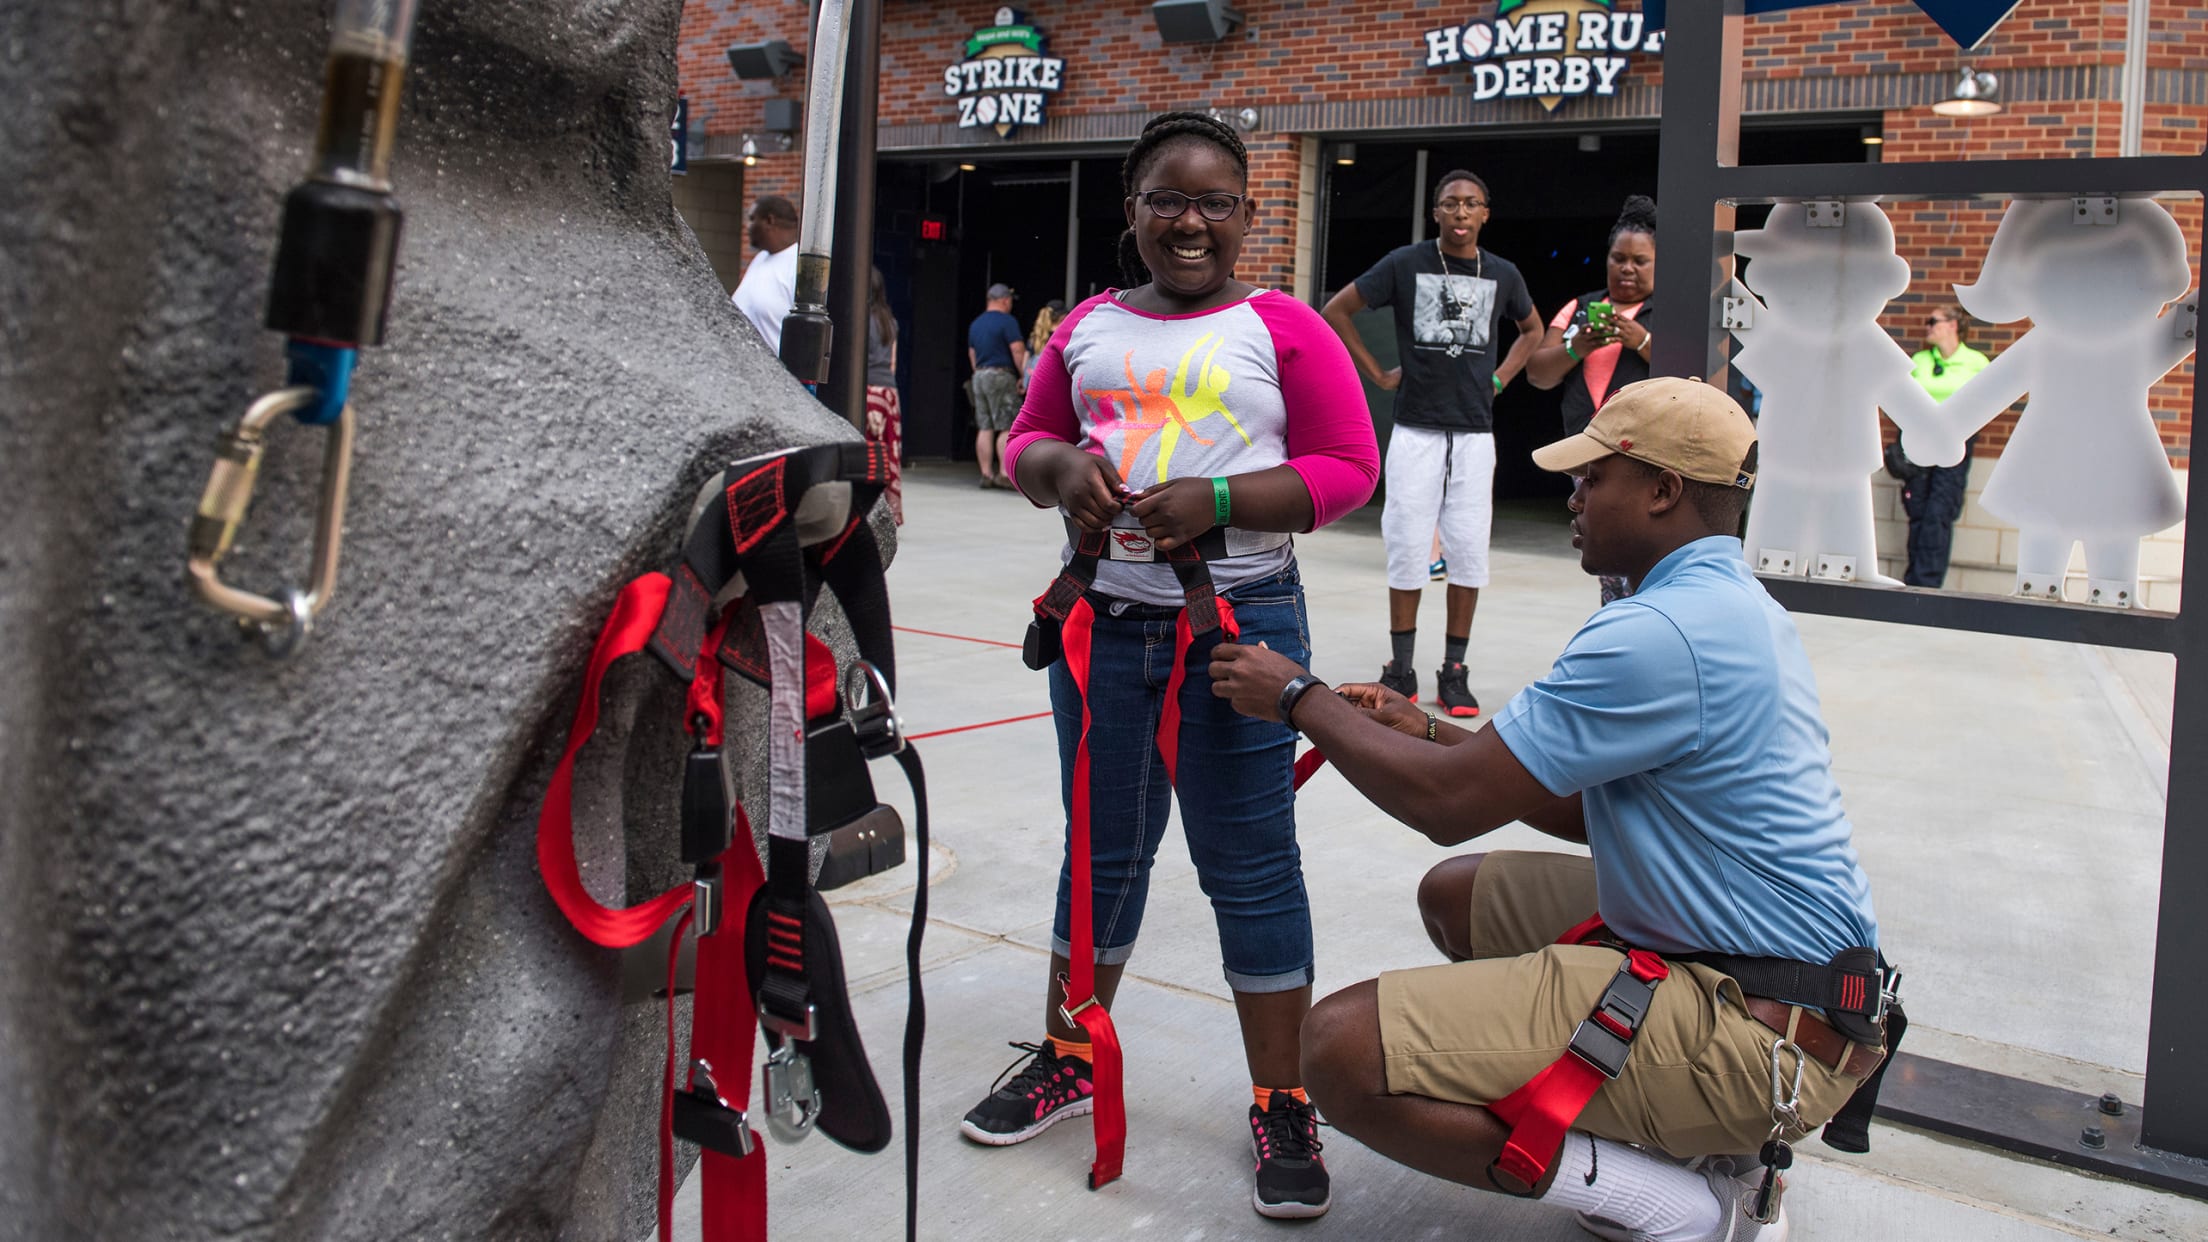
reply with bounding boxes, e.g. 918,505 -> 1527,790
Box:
944,7 -> 1064,135
1421,0 -> 1664,112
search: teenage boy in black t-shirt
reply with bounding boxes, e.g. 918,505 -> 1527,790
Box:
1322,170 -> 1541,719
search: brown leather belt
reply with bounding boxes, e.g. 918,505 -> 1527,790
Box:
1744,995 -> 1884,1078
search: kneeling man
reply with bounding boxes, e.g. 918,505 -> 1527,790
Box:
1210,377 -> 1892,1242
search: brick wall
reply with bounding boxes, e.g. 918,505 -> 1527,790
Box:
682,0 -> 2207,464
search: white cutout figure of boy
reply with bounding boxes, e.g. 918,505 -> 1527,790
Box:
1731,201 -> 1949,584
1913,197 -> 2196,607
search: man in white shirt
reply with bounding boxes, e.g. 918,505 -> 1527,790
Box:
731,195 -> 799,354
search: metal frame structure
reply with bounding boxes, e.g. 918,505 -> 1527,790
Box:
1654,0 -> 2208,1195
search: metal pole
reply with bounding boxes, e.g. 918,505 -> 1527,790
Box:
1649,0 -> 1743,384
2120,0 -> 2148,158
778,0 -> 854,389
1065,159 -> 1081,306
824,0 -> 880,424
1412,147 -> 1429,243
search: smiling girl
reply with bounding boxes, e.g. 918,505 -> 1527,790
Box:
960,112 -> 1376,1220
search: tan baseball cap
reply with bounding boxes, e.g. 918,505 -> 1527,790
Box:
1531,376 -> 1758,489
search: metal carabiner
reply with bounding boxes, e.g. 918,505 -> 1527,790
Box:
185,385 -> 355,655
1768,1037 -> 1807,1133
843,658 -> 906,758
762,1040 -> 822,1145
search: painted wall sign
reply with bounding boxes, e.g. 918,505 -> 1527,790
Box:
943,6 -> 1064,135
1421,0 -> 1664,112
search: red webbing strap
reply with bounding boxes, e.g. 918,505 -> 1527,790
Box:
1483,918 -> 1667,1193
1291,749 -> 1328,790
1156,598 -> 1237,786
538,573 -> 694,947
1060,599 -> 1127,1189
658,908 -> 694,1242
695,812 -> 768,1242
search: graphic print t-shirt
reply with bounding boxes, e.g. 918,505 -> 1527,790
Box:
1002,290 -> 1379,607
1354,243 -> 1533,433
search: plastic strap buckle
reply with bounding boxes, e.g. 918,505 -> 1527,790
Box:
1568,957 -> 1664,1080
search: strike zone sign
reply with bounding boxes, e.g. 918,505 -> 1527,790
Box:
1422,0 -> 1664,112
945,7 -> 1065,135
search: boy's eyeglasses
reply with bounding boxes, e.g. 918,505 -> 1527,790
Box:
1435,197 -> 1488,214
1135,190 -> 1247,222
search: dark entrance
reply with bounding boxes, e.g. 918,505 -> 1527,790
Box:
1319,122 -> 1875,502
872,155 -> 1124,462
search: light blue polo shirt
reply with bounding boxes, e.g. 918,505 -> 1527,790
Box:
1491,536 -> 1878,963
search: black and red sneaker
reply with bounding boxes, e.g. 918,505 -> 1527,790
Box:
959,1041 -> 1095,1146
1249,1092 -> 1330,1219
1435,661 -> 1481,718
1379,659 -> 1418,703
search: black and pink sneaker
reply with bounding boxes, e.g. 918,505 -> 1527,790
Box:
959,1041 -> 1096,1146
1250,1091 -> 1330,1218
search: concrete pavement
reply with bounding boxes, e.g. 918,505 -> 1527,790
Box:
671,461 -> 2205,1241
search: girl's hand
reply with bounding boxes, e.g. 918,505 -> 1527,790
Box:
1057,452 -> 1129,532
1129,477 -> 1220,551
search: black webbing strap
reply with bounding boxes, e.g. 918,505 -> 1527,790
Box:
1674,946 -> 1888,1042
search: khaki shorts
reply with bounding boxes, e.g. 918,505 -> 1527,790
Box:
1376,851 -> 1875,1157
970,367 -> 1021,431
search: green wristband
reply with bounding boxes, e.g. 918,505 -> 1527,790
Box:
1494,374 -> 1506,394
1563,342 -> 1580,362
1212,476 -> 1232,526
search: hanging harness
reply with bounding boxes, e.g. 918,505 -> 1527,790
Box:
1484,914 -> 1904,1196
537,443 -> 928,1241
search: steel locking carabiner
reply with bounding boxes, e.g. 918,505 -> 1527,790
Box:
185,385 -> 355,655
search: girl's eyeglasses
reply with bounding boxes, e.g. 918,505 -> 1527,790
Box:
1135,190 -> 1247,222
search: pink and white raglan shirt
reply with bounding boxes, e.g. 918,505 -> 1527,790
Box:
1003,290 -> 1380,606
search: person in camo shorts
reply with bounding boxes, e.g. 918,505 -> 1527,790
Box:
968,281 -> 1029,488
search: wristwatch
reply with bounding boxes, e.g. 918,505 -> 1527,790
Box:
1278,674 -> 1326,729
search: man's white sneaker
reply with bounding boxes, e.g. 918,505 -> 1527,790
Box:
1572,1154 -> 1789,1242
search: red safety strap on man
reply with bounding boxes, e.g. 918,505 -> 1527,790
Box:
1484,916 -> 1670,1195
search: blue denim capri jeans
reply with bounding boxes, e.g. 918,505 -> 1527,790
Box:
1047,566 -> 1315,993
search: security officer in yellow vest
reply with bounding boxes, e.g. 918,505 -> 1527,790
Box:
1887,304 -> 1992,587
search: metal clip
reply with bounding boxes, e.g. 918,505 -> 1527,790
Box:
1876,966 -> 1904,1024
762,1041 -> 822,1145
2074,195 -> 2118,226
672,1059 -> 755,1158
843,659 -> 905,758
1769,1038 -> 1807,1134
692,870 -> 721,938
185,385 -> 354,654
1054,970 -> 1103,1029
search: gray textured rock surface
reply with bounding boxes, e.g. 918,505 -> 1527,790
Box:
0,2 -> 875,1238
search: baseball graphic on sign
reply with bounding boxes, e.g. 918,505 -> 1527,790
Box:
1461,22 -> 1494,59
944,7 -> 1066,137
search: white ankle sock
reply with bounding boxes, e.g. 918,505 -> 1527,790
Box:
1538,1133 -> 1724,1241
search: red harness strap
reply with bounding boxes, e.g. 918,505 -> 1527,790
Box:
539,572 -> 774,1242
1036,539 -> 1241,1189
1484,917 -> 1670,1195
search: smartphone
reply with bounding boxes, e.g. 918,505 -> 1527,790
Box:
1585,300 -> 1614,332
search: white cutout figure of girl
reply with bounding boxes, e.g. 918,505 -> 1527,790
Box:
1921,197 -> 2196,607
1731,202 -> 1948,584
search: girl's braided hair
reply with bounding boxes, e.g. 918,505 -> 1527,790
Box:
1608,193 -> 1658,251
1116,111 -> 1249,287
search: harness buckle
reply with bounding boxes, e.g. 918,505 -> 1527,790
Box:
1054,971 -> 1104,1029
185,386 -> 355,653
762,1041 -> 823,1144
1567,956 -> 1664,1080
761,1001 -> 818,1043
692,869 -> 721,938
842,660 -> 905,758
671,1059 -> 755,1158
1875,966 -> 1904,1024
